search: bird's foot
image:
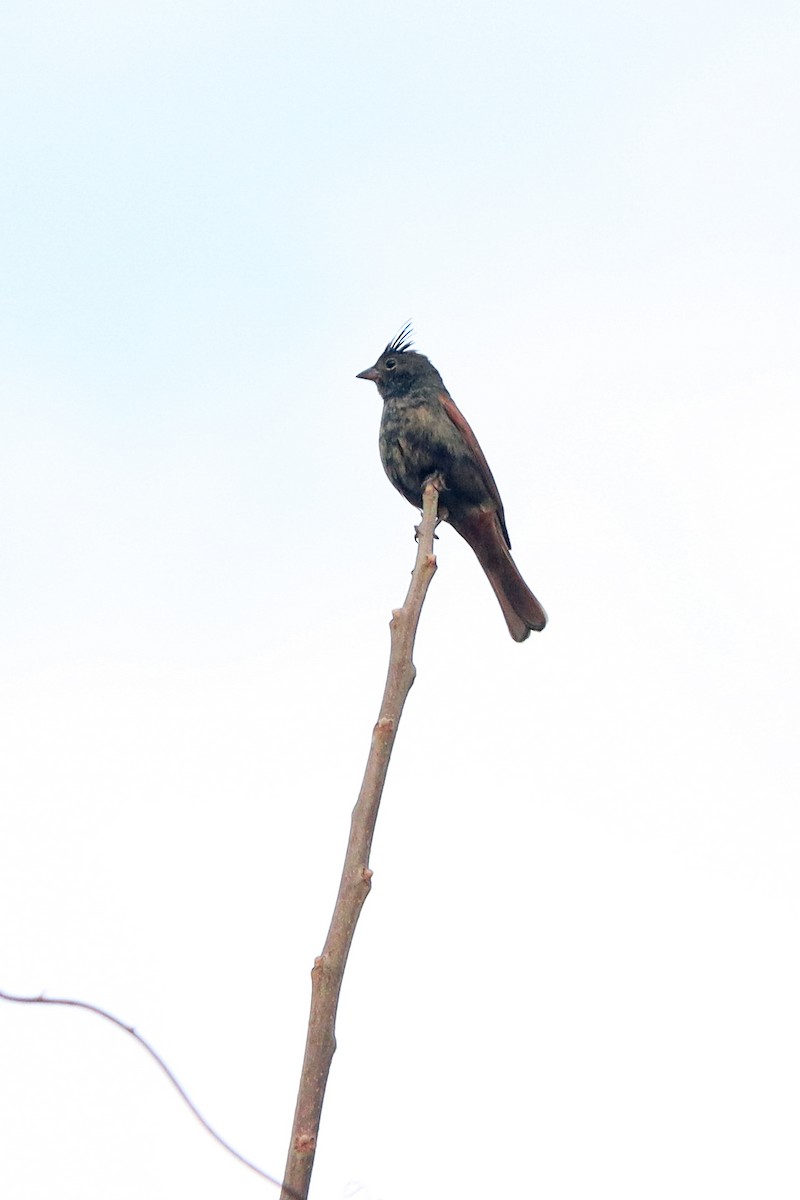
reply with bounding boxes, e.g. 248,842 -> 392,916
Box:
414,474 -> 447,539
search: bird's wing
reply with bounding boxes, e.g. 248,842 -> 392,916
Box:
437,389 -> 511,547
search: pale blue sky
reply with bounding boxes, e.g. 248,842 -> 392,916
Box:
2,3 -> 799,1198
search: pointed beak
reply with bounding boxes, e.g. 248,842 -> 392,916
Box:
356,366 -> 380,382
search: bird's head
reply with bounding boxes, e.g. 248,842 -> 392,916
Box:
356,324 -> 441,399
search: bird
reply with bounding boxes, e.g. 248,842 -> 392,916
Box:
357,324 -> 547,641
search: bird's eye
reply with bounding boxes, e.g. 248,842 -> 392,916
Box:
385,358 -> 397,370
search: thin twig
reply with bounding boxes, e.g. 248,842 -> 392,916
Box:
280,477 -> 442,1200
0,987 -> 299,1197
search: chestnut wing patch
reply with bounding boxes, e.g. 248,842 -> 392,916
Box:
437,389 -> 511,547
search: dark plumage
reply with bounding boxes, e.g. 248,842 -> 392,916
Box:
357,326 -> 547,641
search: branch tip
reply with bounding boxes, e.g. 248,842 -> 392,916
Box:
422,472 -> 446,497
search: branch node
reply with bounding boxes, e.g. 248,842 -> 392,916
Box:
390,607 -> 406,631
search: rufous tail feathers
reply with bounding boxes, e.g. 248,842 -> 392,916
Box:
452,510 -> 547,642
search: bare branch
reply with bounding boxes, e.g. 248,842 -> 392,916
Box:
0,987 -> 298,1196
2,480 -> 442,1200
280,476 -> 442,1200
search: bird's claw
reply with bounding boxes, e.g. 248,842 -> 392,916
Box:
414,522 -> 440,542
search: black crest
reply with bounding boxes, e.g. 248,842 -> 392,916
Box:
384,322 -> 414,356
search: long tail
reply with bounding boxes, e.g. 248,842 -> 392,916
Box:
451,509 -> 547,642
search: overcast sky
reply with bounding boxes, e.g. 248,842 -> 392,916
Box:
2,2 -> 799,1198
